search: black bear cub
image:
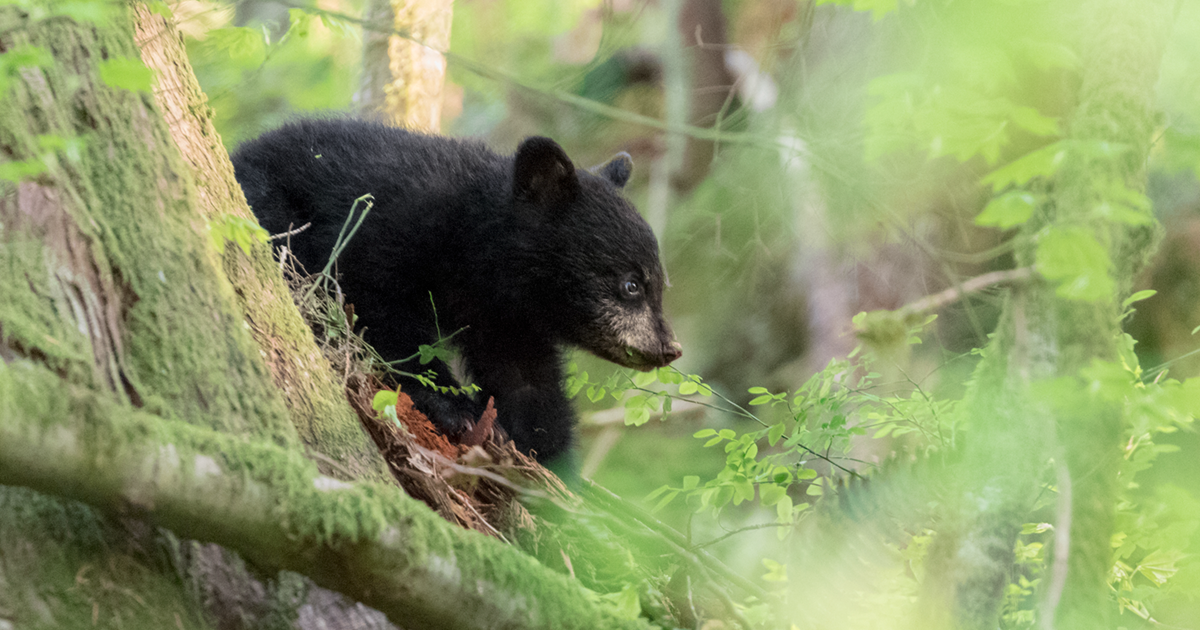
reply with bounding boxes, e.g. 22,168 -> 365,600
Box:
232,118 -> 681,468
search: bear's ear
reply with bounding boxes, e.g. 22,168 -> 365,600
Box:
589,152 -> 633,188
513,136 -> 579,207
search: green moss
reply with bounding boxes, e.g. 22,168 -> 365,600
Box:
0,234 -> 94,381
0,486 -> 214,630
0,7 -> 296,444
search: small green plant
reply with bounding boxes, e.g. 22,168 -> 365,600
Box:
207,213 -> 269,254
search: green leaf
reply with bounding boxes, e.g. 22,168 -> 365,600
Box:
371,390 -> 398,414
981,142 -> 1067,190
632,370 -> 658,387
208,214 -> 268,255
759,483 -> 787,506
714,485 -> 734,509
203,27 -> 268,66
768,421 -> 786,446
97,57 -> 154,93
1093,180 -> 1153,226
749,394 -> 774,406
417,345 -> 441,365
772,466 -> 792,484
732,477 -> 755,504
679,381 -> 699,396
0,159 -> 47,183
625,406 -> 651,426
976,190 -> 1039,229
1136,550 -> 1182,586
682,475 -> 700,491
565,373 -> 586,398
652,489 -> 679,513
286,8 -> 316,39
776,495 -> 794,522
586,386 -> 606,403
761,558 -> 788,583
644,484 -> 671,502
657,368 -> 683,384
1009,106 -> 1060,137
1036,226 -> 1114,302
1122,290 -> 1157,308
693,428 -> 716,438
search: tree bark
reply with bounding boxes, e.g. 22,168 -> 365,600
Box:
356,0 -> 453,131
132,4 -> 389,483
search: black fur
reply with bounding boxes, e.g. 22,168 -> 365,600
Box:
232,119 -> 680,466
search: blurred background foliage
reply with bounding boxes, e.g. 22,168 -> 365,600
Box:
181,0 -> 1200,625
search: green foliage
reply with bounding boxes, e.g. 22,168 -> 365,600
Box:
183,2 -> 361,148
97,56 -> 154,93
0,0 -> 115,26
566,364 -> 713,427
207,213 -> 269,254
1035,226 -> 1115,302
975,190 -> 1040,230
0,44 -> 53,97
0,133 -> 87,184
200,26 -> 268,66
574,346 -> 959,547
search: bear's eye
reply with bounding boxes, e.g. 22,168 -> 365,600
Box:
622,279 -> 641,297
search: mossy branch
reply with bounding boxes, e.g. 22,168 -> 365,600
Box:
0,360 -> 653,630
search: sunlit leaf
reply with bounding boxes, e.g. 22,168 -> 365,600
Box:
371,390 -> 397,414
1035,226 -> 1114,302
1122,290 -> 1157,308
976,190 -> 1040,229
982,141 -> 1067,189
97,57 -> 154,93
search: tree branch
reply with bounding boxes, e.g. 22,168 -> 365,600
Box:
0,362 -> 652,630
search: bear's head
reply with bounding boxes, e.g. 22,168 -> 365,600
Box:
512,137 -> 682,371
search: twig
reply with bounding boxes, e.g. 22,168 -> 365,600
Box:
268,222 -> 312,241
900,267 -> 1035,315
692,522 -> 788,550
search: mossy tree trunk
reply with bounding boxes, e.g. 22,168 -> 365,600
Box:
914,2 -> 1173,628
0,4 -> 650,629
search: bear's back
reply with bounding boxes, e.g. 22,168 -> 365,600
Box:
232,118 -> 505,274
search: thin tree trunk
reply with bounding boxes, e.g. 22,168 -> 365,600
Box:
916,2 -> 1173,628
375,0 -> 453,131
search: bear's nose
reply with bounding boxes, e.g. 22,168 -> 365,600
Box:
663,341 -> 682,363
